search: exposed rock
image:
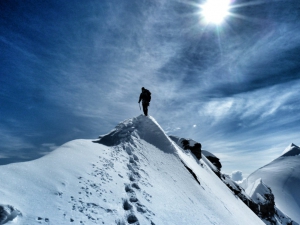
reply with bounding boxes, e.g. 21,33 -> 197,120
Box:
169,136 -> 202,160
205,155 -> 222,171
0,204 -> 21,224
180,139 -> 202,160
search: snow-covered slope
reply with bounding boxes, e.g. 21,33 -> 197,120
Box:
170,136 -> 298,225
243,143 -> 300,224
245,178 -> 297,225
0,115 -> 265,225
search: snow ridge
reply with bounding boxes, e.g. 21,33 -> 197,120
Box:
98,115 -> 179,155
0,115 -> 266,224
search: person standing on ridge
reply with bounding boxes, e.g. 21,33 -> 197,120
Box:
138,87 -> 151,116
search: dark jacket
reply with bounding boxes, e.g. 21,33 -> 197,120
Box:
139,89 -> 151,104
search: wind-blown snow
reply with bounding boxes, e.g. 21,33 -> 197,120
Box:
0,115 -> 264,224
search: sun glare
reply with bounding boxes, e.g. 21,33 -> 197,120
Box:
201,0 -> 231,24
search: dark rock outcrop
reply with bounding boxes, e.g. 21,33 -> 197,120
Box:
204,155 -> 222,171
181,139 -> 202,160
0,204 -> 21,224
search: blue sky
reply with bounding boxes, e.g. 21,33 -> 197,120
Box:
1,0 -> 300,177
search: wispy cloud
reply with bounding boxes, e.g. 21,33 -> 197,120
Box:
1,0 -> 300,175
0,127 -> 34,151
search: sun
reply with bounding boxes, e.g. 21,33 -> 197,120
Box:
200,0 -> 231,24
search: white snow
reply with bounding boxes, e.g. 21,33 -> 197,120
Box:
242,143 -> 300,224
0,115 -> 265,225
246,178 -> 271,204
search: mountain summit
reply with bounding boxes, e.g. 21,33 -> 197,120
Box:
281,143 -> 300,157
0,115 -> 267,224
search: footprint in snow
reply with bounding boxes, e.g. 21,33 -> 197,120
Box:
127,214 -> 139,224
123,199 -> 133,211
131,183 -> 140,190
142,191 -> 152,202
129,197 -> 138,203
125,146 -> 132,155
127,164 -> 136,172
132,154 -> 139,161
125,184 -> 135,193
135,203 -> 147,213
129,157 -> 138,166
36,217 -> 50,223
129,174 -> 141,182
55,191 -> 63,198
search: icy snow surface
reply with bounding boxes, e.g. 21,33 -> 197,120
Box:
0,115 -> 264,225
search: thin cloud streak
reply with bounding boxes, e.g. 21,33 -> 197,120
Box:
1,0 -> 300,176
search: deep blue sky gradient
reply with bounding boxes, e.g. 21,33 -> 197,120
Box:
1,0 -> 300,176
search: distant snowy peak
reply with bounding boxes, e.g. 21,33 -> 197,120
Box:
281,143 -> 300,157
244,143 -> 300,224
246,178 -> 272,204
244,179 -> 299,225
